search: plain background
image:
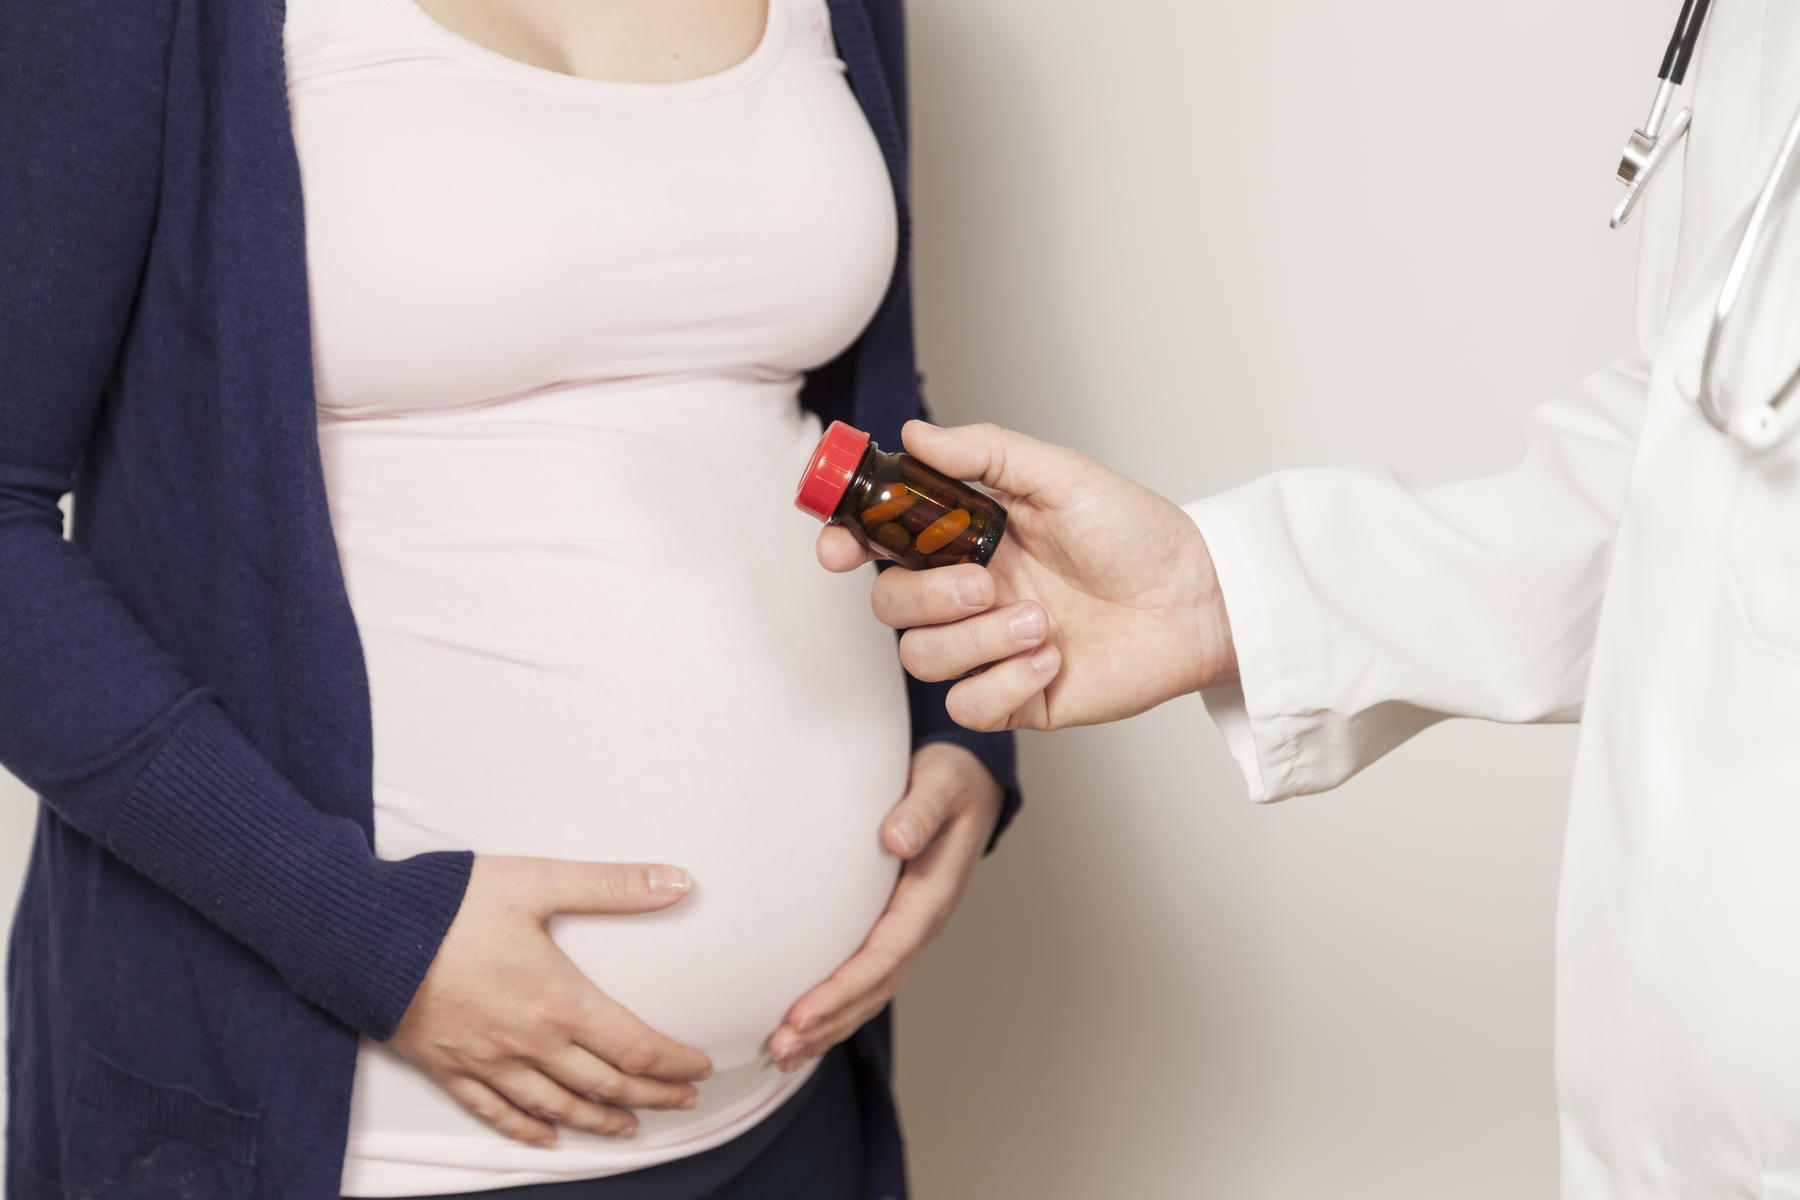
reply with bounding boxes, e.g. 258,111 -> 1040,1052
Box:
0,0 -> 1663,1196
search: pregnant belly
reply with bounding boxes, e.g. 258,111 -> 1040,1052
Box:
323,386 -> 912,1166
344,534 -> 911,1070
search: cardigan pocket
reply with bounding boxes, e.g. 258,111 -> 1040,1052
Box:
62,1047 -> 259,1199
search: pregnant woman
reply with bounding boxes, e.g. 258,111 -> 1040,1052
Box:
0,1 -> 1017,1198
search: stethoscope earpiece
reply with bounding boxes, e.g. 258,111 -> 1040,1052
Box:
1729,408 -> 1783,451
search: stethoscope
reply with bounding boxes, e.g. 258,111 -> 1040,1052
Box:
1612,0 -> 1800,449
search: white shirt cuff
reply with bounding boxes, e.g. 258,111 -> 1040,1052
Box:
1184,496 -> 1303,803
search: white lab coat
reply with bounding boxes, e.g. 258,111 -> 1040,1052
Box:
1187,6 -> 1800,1196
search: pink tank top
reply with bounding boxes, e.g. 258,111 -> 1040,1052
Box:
283,0 -> 909,1192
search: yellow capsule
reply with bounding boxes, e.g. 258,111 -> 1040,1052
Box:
859,485 -> 917,526
872,521 -> 913,551
914,508 -> 971,554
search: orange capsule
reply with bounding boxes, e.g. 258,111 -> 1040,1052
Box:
913,508 -> 971,554
795,423 -> 1009,569
872,521 -> 914,551
859,485 -> 917,526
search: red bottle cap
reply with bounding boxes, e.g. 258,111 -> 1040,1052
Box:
794,421 -> 872,521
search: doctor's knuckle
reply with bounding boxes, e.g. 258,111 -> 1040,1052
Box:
935,572 -> 971,610
898,633 -> 943,680
961,618 -> 992,661
870,577 -> 906,625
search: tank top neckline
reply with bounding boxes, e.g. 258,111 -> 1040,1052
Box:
375,0 -> 792,104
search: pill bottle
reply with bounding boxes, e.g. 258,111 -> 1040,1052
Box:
794,422 -> 1008,569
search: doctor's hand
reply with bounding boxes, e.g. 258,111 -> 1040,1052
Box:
817,421 -> 1238,731
766,741 -> 1003,1072
389,855 -> 713,1149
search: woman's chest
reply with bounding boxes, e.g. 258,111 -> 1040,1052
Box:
410,0 -> 772,84
284,0 -> 897,418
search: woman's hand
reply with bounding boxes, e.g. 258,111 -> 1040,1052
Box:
766,742 -> 1004,1071
389,855 -> 714,1148
816,420 -> 1238,732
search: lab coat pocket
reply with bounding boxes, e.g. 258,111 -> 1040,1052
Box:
61,1047 -> 259,1199
1726,451 -> 1800,661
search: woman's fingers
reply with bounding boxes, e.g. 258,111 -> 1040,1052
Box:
778,938 -> 898,1053
945,644 -> 1060,732
394,856 -> 719,1150
544,1044 -> 699,1113
882,778 -> 958,863
776,991 -> 895,1074
772,938 -> 902,1066
774,899 -> 943,1072
883,741 -> 985,859
869,562 -> 995,629
440,996 -> 701,1147
816,524 -> 872,572
489,1065 -> 640,1140
571,990 -> 713,1084
897,601 -> 1048,683
525,859 -> 692,918
772,984 -> 894,1073
437,1073 -> 559,1148
772,871 -> 952,1067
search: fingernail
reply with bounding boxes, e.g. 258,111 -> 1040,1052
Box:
678,1094 -> 699,1111
795,1015 -> 817,1035
1009,608 -> 1045,641
532,1135 -> 556,1149
648,866 -> 690,896
1030,645 -> 1058,672
620,1125 -> 639,1139
892,816 -> 924,856
955,574 -> 987,607
778,1056 -> 803,1074
770,1031 -> 798,1057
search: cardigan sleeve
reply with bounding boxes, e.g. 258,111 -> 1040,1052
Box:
0,0 -> 470,1043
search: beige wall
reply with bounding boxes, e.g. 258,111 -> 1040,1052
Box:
891,0 -> 1652,1196
0,0 -> 1659,1195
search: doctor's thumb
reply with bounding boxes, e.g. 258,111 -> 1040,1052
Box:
900,419 -> 1074,500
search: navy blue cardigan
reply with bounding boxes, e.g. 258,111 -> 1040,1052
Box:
0,1 -> 1016,1196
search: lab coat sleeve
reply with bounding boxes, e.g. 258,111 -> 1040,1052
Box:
1187,349 -> 1650,802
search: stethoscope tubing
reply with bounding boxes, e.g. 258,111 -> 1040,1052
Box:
1695,99 -> 1800,448
1658,0 -> 1713,84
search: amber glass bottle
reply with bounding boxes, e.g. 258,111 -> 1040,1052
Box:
794,422 -> 1008,568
